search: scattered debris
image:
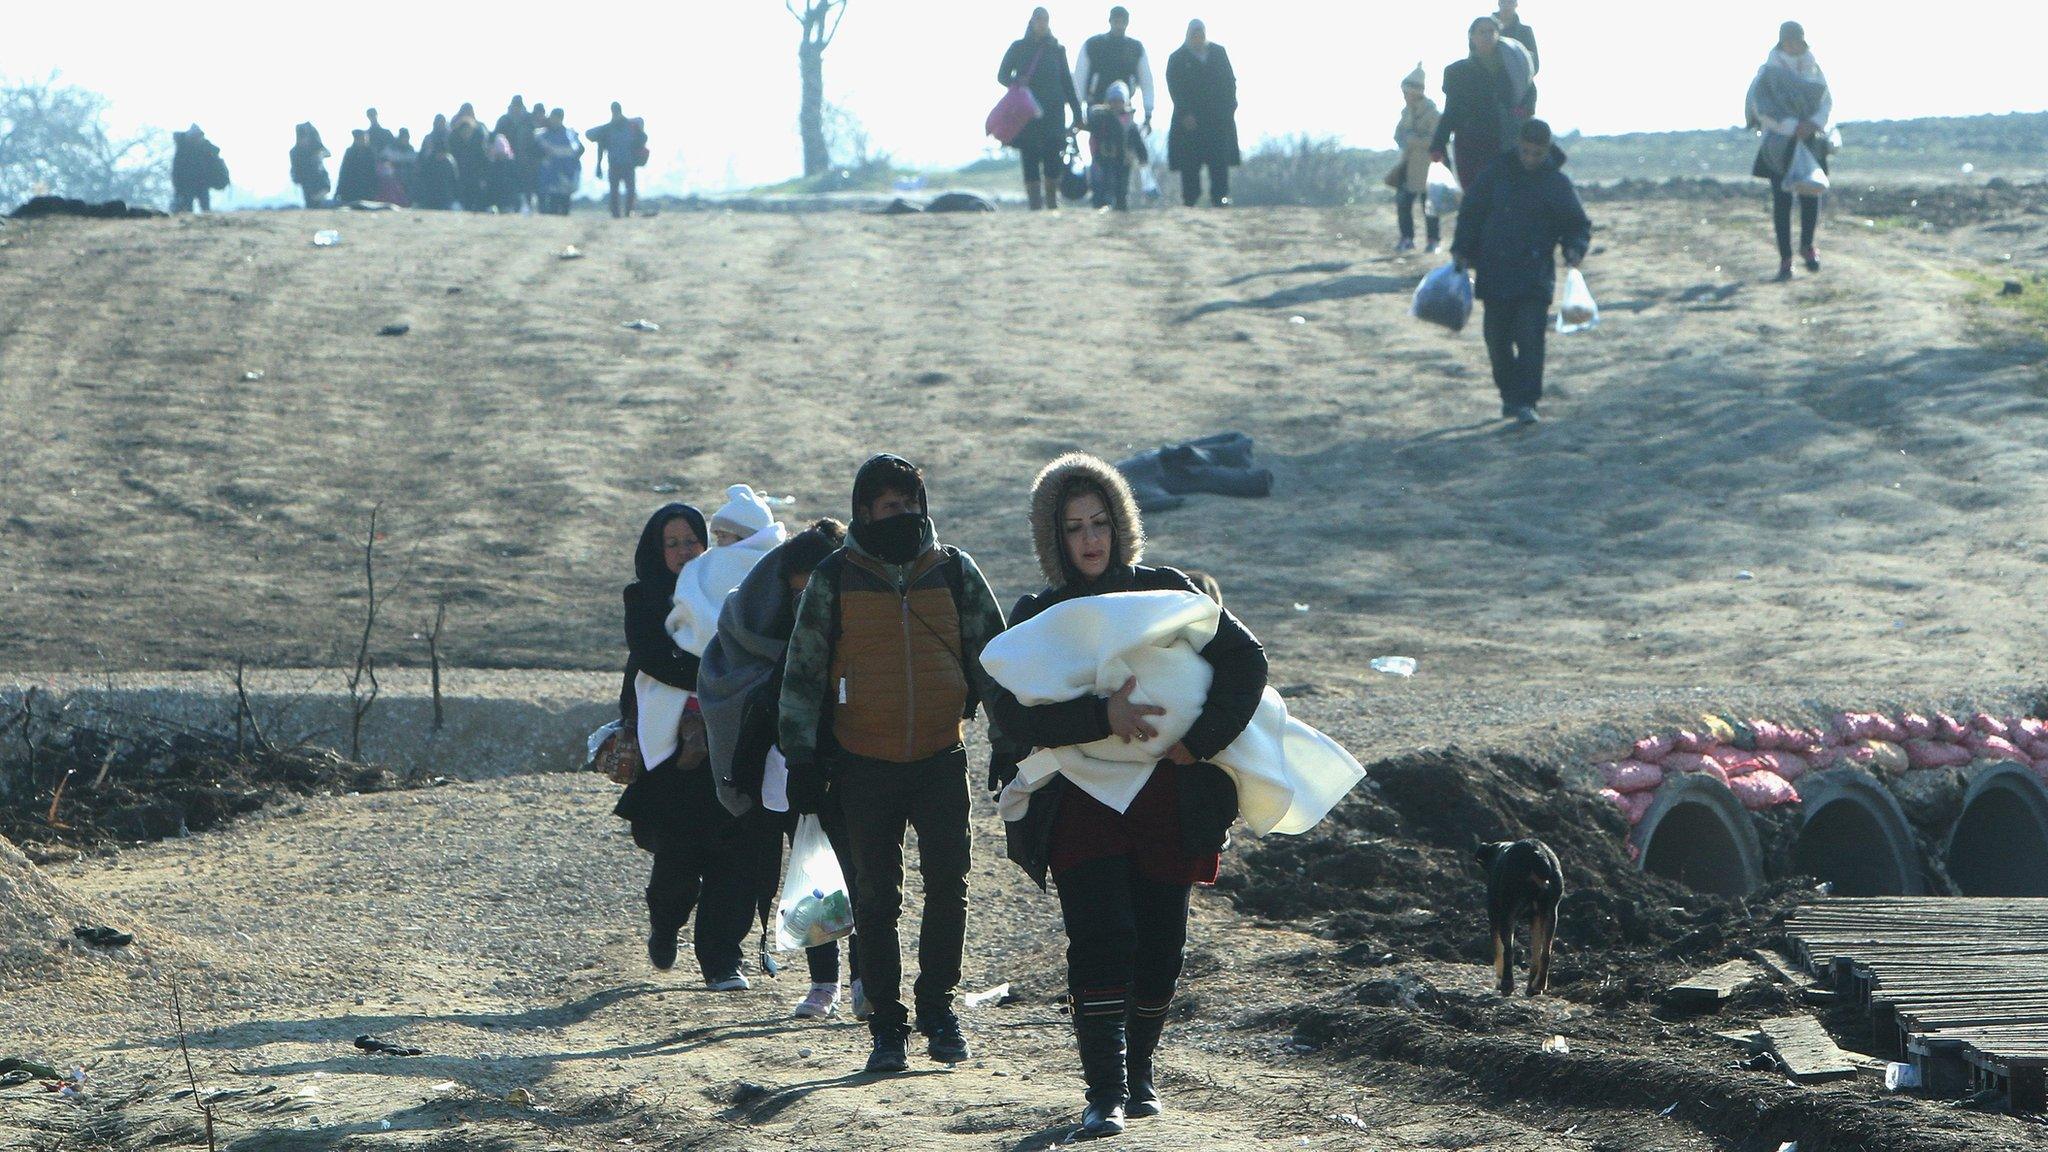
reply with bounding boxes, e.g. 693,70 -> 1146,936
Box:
1884,1062 -> 1921,1091
240,370 -> 264,382
622,319 -> 660,332
1289,315 -> 1308,325
353,1035 -> 424,1057
376,323 -> 409,337
1664,959 -> 1765,1010
964,983 -> 1013,1008
312,230 -> 342,247
1369,656 -> 1417,677
1736,570 -> 1755,581
71,925 -> 132,949
1759,1014 -> 1858,1083
2003,280 -> 2025,296
558,245 -> 583,260
504,1087 -> 536,1107
7,196 -> 164,220
1542,1035 -> 1570,1054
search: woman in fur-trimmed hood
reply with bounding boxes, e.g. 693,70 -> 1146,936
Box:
984,452 -> 1267,1140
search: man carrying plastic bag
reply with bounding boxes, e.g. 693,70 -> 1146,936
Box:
1555,267 -> 1599,334
1450,118 -> 1591,425
1411,262 -> 1474,333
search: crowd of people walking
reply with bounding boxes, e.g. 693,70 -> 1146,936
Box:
279,98 -> 647,218
608,452 -> 1273,1140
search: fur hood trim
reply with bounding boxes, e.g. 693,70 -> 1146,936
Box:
1029,453 -> 1145,587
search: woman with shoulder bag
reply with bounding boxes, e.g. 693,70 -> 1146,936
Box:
612,502 -> 774,989
999,7 -> 1085,210
984,455 -> 1267,1140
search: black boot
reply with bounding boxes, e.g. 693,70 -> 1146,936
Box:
1072,1012 -> 1127,1140
1125,1006 -> 1167,1118
1024,179 -> 1044,211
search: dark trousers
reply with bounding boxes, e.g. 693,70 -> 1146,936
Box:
1482,296 -> 1550,410
1054,855 -> 1192,1015
648,815 -> 780,983
835,751 -> 972,1032
172,188 -> 211,214
1093,158 -> 1131,210
1772,189 -> 1820,260
1179,162 -> 1230,207
795,804 -> 861,985
1395,190 -> 1441,245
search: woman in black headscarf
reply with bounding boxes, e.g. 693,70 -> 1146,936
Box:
613,503 -> 778,990
1430,15 -> 1536,193
999,7 -> 1086,211
1165,20 -> 1240,207
289,123 -> 331,208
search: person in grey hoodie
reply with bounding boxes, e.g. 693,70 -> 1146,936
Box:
699,518 -> 866,1021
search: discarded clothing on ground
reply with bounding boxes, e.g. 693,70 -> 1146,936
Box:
1114,432 -> 1273,513
876,192 -> 997,215
979,589 -> 1365,835
354,1035 -> 425,1056
8,196 -> 164,220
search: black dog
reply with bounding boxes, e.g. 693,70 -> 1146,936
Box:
1474,839 -> 1563,996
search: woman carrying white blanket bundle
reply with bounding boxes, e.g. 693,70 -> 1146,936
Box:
981,454 -> 1270,1142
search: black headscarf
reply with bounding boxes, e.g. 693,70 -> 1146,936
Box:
631,503 -> 706,594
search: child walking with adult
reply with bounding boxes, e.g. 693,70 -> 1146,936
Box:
1747,20 -> 1833,280
985,454 -> 1267,1140
698,518 -> 869,1021
1451,119 -> 1591,426
613,504 -> 780,989
1392,66 -> 1442,252
1086,82 -> 1149,211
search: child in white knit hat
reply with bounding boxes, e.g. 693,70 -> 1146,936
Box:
710,484 -> 777,547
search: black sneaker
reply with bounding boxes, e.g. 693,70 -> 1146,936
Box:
919,1013 -> 970,1064
864,1028 -> 910,1075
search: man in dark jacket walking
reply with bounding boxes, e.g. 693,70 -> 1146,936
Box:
1451,119 -> 1591,425
170,126 -> 226,214
778,455 -> 1010,1075
1165,19 -> 1239,206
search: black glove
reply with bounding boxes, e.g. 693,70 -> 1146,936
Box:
987,756 -> 1020,796
786,759 -> 829,815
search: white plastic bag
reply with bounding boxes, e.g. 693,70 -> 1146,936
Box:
1555,268 -> 1600,334
1425,162 -> 1462,217
774,815 -> 854,951
1784,143 -> 1829,197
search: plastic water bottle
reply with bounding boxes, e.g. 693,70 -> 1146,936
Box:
311,229 -> 342,247
1369,656 -> 1418,677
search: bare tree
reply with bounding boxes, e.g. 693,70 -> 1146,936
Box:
787,0 -> 850,177
0,74 -> 168,211
345,507 -> 383,761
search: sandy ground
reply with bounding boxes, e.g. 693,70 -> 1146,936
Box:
5,189 -> 2048,1149
2,774 -> 1640,1152
3,194 -> 2046,706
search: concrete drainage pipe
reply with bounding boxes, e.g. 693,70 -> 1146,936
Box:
1945,764 -> 2048,897
1790,769 -> 1925,896
1630,773 -> 1764,896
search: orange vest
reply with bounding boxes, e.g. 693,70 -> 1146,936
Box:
829,549 -> 969,763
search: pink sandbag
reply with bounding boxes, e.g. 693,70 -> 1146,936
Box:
1662,751 -> 1716,774
1971,713 -> 2012,740
1601,760 -> 1665,793
1599,788 -> 1652,824
1729,769 -> 1800,811
1748,719 -> 1788,750
1968,734 -> 2027,763
2012,717 -> 2048,743
1900,713 -> 1934,740
1763,751 -> 1811,781
1631,734 -> 1674,763
1671,729 -> 1713,754
1710,748 -> 1760,777
1834,712 -> 1905,743
1934,713 -> 1969,742
1905,739 -> 1972,769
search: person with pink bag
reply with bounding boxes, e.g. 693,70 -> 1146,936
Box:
996,7 -> 1086,210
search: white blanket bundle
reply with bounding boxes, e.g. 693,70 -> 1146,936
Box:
638,521 -> 787,769
978,590 -> 1365,836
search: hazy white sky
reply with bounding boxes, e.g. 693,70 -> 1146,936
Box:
11,1 -> 2045,201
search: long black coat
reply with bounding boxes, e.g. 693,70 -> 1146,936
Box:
998,35 -> 1084,156
332,144 -> 379,203
170,134 -> 224,195
1165,44 -> 1239,171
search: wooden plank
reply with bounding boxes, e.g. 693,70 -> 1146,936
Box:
1666,960 -> 1765,1010
1761,1014 -> 1859,1083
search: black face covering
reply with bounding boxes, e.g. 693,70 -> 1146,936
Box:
855,513 -> 926,565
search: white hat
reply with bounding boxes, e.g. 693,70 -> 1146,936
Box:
710,484 -> 775,540
1106,81 -> 1130,104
